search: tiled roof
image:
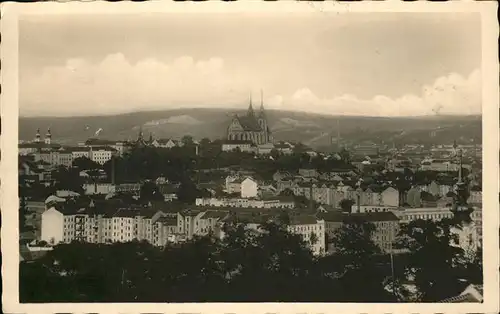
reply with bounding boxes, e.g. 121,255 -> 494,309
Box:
156,216 -> 178,226
223,140 -> 254,145
319,211 -> 399,223
113,208 -> 140,218
200,210 -> 229,220
289,215 -> 319,225
19,142 -> 62,149
85,138 -> 116,146
236,115 -> 262,132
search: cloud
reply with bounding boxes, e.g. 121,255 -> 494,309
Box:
20,54 -> 481,117
278,69 -> 481,116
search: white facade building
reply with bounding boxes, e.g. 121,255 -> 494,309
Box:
241,177 -> 258,198
90,148 -> 114,165
41,207 -> 65,245
287,216 -> 326,256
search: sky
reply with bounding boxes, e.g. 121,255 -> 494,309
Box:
19,12 -> 482,117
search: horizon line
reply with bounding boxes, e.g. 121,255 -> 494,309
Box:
18,107 -> 483,119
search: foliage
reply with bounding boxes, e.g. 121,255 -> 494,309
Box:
52,166 -> 85,194
20,220 -> 397,302
329,220 -> 394,302
339,199 -> 355,212
72,157 -> 101,171
396,218 -> 481,301
139,181 -> 164,203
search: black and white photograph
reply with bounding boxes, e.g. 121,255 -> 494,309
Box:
1,2 -> 499,313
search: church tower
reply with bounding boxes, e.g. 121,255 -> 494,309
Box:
257,90 -> 270,144
247,93 -> 255,117
44,128 -> 51,145
450,142 -> 478,257
34,128 -> 41,143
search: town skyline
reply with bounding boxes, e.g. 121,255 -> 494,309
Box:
20,12 -> 481,118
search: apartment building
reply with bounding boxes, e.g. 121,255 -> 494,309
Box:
320,211 -> 400,254
287,215 -> 326,255
40,203 -> 179,246
195,197 -> 295,209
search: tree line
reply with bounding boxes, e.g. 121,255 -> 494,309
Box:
20,217 -> 481,303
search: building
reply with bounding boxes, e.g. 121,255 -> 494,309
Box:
320,211 -> 400,253
227,93 -> 273,145
352,144 -> 379,157
197,210 -> 230,236
151,138 -> 184,149
241,177 -> 258,198
152,216 -> 179,246
89,147 -> 115,165
83,183 -> 115,195
221,140 -> 256,153
225,176 -> 243,195
298,168 -> 319,178
352,186 -> 400,208
40,202 -> 179,246
393,206 -> 454,223
287,215 -> 326,255
195,196 -> 295,209
177,210 -> 205,240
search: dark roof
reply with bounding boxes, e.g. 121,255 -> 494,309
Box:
420,191 -> 438,201
113,208 -> 140,218
19,142 -> 62,149
223,140 -> 254,145
156,216 -> 178,226
236,115 -> 262,132
85,138 -> 116,146
290,215 -> 318,225
261,195 -> 295,202
180,209 -> 203,217
200,210 -> 229,220
319,211 -> 399,223
158,184 -> 180,194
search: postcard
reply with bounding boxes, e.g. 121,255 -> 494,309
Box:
1,1 -> 499,313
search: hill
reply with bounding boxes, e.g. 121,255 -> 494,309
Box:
19,108 -> 482,147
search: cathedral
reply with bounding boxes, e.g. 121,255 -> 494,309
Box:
227,93 -> 273,145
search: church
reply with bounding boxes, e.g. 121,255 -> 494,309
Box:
227,93 -> 273,145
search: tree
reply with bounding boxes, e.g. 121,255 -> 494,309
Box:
176,177 -> 202,204
52,166 -> 85,194
181,135 -> 195,147
339,147 -> 351,163
330,219 -> 394,301
139,181 -> 164,203
72,157 -> 101,171
19,181 -> 28,232
339,199 -> 355,213
396,219 -> 473,301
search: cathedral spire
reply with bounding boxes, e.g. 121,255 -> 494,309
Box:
247,93 -> 255,116
260,89 -> 264,110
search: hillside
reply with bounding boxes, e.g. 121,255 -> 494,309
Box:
19,108 -> 482,147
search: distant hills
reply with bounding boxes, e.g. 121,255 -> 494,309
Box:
19,108 -> 482,148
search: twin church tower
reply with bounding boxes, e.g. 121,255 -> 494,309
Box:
226,90 -> 273,145
34,128 -> 52,145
